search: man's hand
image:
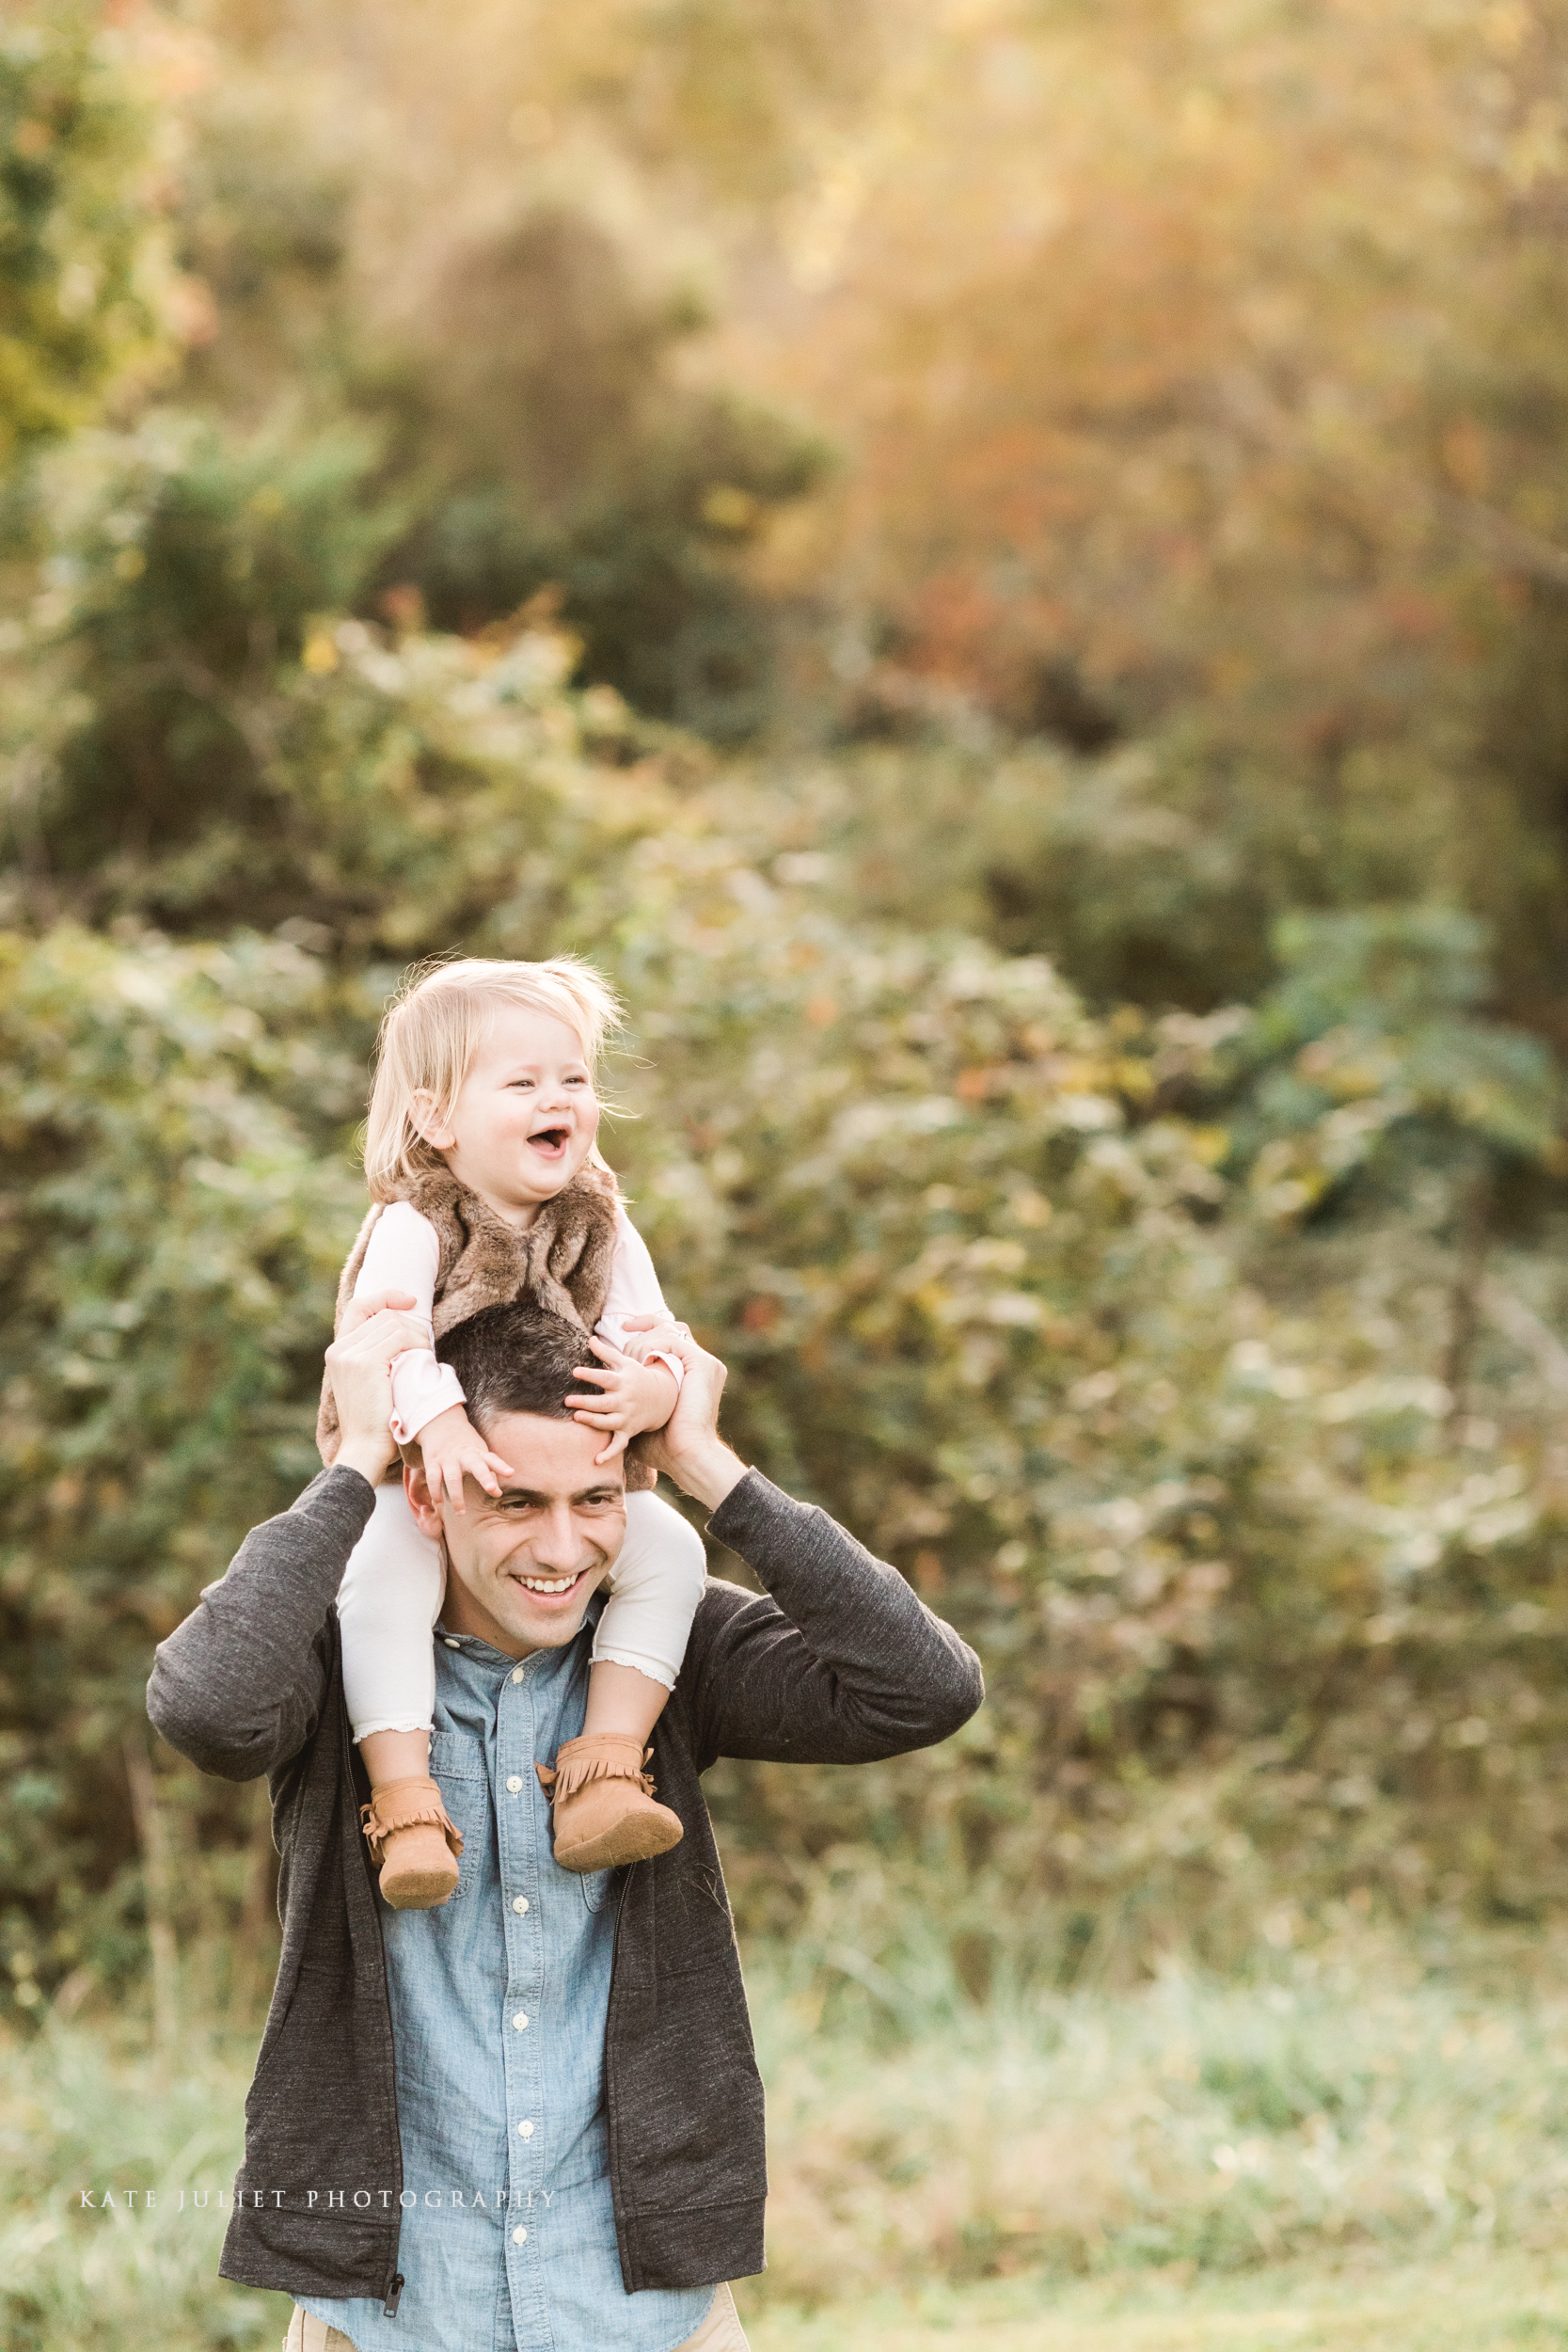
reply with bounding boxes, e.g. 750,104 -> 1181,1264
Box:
610,1314 -> 684,1368
617,1318 -> 748,1512
324,1291 -> 434,1486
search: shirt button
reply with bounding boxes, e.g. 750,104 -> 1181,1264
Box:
443,1637 -> 460,1649
517,2119 -> 534,2137
506,1775 -> 523,1794
512,1896 -> 529,1915
512,2225 -> 527,2245
511,1667 -> 526,1684
512,2010 -> 530,2031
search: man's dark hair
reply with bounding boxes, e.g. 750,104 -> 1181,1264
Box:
435,1303 -> 587,1433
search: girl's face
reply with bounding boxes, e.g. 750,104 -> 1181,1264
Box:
417,1007 -> 601,1221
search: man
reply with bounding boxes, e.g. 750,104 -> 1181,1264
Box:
148,1293 -> 984,2352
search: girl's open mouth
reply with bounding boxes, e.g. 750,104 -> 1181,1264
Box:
529,1126 -> 570,1156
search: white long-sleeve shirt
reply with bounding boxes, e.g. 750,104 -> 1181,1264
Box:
354,1199 -> 681,1443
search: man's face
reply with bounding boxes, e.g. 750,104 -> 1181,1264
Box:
405,1409 -> 626,1660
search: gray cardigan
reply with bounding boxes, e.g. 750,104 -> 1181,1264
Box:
147,1466 -> 983,2311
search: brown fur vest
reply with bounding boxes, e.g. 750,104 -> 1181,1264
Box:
316,1161 -> 655,1488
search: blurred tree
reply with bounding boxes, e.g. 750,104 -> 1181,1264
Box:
171,69 -> 356,422
9,413 -> 400,914
728,0 -> 1568,1023
0,925 -> 357,1984
142,36 -> 832,739
0,2 -> 173,464
248,0 -> 1568,1023
368,204 -> 832,736
5,0 -> 1568,2012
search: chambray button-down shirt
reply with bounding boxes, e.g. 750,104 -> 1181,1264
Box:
302,1603 -> 713,2352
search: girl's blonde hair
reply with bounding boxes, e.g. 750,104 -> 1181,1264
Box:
363,955 -> 625,1200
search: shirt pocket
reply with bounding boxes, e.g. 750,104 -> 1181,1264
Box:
427,1729 -> 490,1898
580,1866 -> 616,1914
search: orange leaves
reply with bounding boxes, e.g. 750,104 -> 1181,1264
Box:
723,0 -> 1555,729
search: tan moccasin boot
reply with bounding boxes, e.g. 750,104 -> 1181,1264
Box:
360,1775 -> 464,1910
535,1734 -> 684,1873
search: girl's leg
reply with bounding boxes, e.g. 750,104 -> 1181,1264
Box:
542,1490 -> 707,1873
359,1725 -> 432,1787
589,1488 -> 707,1703
338,1482 -> 459,1909
582,1661 -> 668,1747
339,1482 -> 441,1742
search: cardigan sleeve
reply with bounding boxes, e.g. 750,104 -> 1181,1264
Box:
682,1470 -> 983,1770
147,1467 -> 377,1780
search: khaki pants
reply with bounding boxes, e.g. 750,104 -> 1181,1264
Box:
282,2279 -> 751,2351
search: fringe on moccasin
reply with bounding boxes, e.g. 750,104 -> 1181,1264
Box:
535,1740 -> 657,1804
358,1775 -> 465,1865
534,1733 -> 683,1871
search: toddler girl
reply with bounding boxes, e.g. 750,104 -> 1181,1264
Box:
317,955 -> 707,1910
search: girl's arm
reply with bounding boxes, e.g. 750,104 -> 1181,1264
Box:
354,1202 -> 467,1443
566,1213 -> 686,1462
356,1204 -> 512,1504
597,1210 -> 686,1387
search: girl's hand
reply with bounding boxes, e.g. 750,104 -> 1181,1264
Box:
611,1312 -> 689,1368
566,1336 -> 681,1465
416,1403 -> 515,1512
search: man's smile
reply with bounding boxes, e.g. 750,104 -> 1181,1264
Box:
504,1564 -> 594,1599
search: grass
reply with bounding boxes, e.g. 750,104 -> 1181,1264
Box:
739,2255 -> 1568,2349
739,1922 -> 1568,2302
7,1925 -> 1568,2348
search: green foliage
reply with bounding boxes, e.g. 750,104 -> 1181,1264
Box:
385,390 -> 829,741
19,414 -> 400,891
1,581 -> 1566,1994
370,202 -> 833,736
24,409 -> 399,894
1,2003 -> 286,2349
1235,911 -> 1563,1221
0,0 -> 1566,2025
45,415 -> 393,675
744,1927 -> 1568,2293
0,927 -> 360,1981
172,73 -> 353,410
0,5 -> 169,462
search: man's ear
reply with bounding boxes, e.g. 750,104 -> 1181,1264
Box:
404,1453 -> 443,1538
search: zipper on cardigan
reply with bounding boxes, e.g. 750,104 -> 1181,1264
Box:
345,1667 -> 406,2330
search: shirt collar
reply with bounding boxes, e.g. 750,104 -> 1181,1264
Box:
434,1587 -> 606,1675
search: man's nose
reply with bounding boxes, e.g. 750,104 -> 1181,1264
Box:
528,1501 -> 591,1574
